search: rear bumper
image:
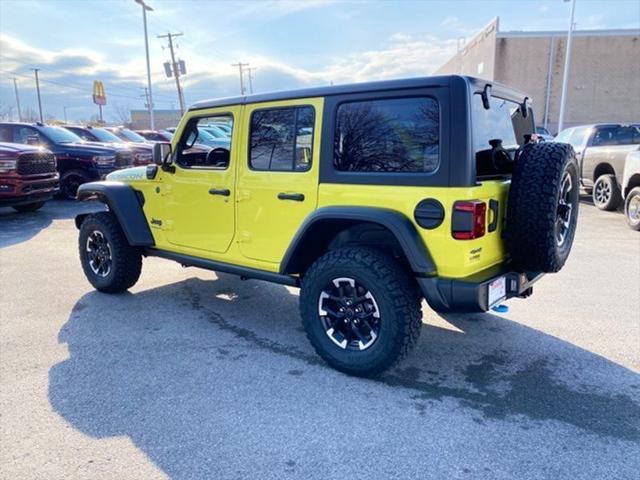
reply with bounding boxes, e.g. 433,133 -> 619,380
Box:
418,266 -> 544,312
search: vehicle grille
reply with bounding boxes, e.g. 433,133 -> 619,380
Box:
17,152 -> 56,175
115,151 -> 133,167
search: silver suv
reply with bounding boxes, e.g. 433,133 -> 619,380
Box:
555,124 -> 640,210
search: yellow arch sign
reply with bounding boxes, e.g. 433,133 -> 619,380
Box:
93,81 -> 107,106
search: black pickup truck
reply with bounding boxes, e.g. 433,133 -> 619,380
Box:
0,122 -> 132,199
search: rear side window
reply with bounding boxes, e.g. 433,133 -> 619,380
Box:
249,106 -> 315,171
334,97 -> 439,173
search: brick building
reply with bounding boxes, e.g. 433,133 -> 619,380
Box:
435,18 -> 640,134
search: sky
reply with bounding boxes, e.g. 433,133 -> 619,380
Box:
0,0 -> 638,123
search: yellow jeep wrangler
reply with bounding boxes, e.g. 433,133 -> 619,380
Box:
75,76 -> 579,376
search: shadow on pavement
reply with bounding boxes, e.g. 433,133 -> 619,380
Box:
0,200 -> 104,248
48,276 -> 640,478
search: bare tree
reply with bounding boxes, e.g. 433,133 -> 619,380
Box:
113,104 -> 132,126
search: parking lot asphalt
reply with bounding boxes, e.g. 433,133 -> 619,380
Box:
0,199 -> 639,480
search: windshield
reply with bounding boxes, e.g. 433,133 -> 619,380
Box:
119,129 -> 146,142
92,128 -> 124,143
472,94 -> 520,153
41,126 -> 83,144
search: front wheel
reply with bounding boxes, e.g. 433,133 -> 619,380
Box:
60,170 -> 90,200
624,187 -> 640,231
593,174 -> 622,211
300,247 -> 422,377
79,211 -> 142,293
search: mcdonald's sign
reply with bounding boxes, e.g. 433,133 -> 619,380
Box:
93,80 -> 107,106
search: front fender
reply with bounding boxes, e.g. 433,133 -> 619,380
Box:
75,181 -> 154,246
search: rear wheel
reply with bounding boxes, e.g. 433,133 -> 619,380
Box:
624,187 -> 640,231
60,170 -> 89,200
79,211 -> 142,293
300,247 -> 422,377
593,174 -> 622,211
12,201 -> 45,213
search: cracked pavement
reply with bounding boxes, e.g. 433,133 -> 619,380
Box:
1,199 -> 639,479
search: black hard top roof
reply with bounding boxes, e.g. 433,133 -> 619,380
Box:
190,75 -> 527,111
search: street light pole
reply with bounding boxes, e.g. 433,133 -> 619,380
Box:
558,0 -> 576,133
135,0 -> 155,129
32,68 -> 43,123
63,106 -> 69,123
13,77 -> 22,122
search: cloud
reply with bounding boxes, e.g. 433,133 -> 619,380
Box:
0,30 -> 456,123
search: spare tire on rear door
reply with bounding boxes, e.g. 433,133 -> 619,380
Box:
506,142 -> 579,273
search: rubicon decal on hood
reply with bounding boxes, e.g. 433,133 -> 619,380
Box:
106,166 -> 147,182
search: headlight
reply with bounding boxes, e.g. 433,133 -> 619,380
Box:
0,159 -> 17,173
92,155 -> 115,166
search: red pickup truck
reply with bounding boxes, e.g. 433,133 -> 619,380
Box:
0,142 -> 59,212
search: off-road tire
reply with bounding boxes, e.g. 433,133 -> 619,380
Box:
624,187 -> 640,231
300,247 -> 422,377
60,169 -> 90,200
507,142 -> 579,273
78,211 -> 142,293
593,174 -> 622,211
12,201 -> 45,213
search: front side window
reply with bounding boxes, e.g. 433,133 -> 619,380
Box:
176,115 -> 234,169
250,106 -> 314,171
592,127 -> 618,147
334,97 -> 439,173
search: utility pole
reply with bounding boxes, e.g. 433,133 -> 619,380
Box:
246,67 -> 257,94
558,0 -> 576,133
231,62 -> 249,95
141,87 -> 152,127
135,0 -> 155,129
63,106 -> 69,123
12,77 -> 22,122
158,32 -> 185,114
32,68 -> 43,123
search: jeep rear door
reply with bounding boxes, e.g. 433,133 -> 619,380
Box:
236,98 -> 323,264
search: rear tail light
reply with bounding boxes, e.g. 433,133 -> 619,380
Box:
452,201 -> 486,240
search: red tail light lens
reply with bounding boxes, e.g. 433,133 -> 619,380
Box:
452,201 -> 486,240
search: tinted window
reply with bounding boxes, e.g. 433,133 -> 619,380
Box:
15,126 -> 45,145
0,125 -> 13,142
67,128 -> 95,141
250,106 -> 314,171
334,97 -> 439,173
176,115 -> 233,169
472,95 -> 519,153
40,126 -> 82,144
592,127 -> 618,147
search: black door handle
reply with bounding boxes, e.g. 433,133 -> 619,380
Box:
277,192 -> 305,201
209,188 -> 230,196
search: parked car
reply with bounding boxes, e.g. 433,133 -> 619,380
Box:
105,127 -> 150,144
622,151 -> 640,230
536,126 -> 554,142
0,142 -> 59,212
0,122 -> 130,199
200,124 -> 230,138
64,125 -> 152,166
554,124 -> 640,210
74,75 -> 579,377
134,130 -> 173,142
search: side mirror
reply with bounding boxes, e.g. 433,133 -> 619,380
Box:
153,142 -> 172,166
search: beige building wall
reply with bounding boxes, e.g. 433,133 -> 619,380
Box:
435,18 -> 640,135
495,33 -> 640,134
436,18 -> 498,80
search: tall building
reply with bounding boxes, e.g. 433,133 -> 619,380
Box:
435,18 -> 640,134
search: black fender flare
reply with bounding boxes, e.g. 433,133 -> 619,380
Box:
280,206 -> 436,276
75,181 -> 154,246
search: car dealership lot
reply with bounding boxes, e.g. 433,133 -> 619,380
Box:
0,200 -> 638,480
